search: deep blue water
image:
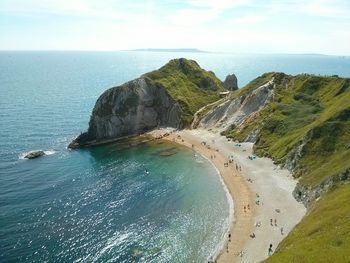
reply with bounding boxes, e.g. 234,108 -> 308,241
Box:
1,51 -> 350,262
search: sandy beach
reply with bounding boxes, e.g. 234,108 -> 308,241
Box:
148,128 -> 306,263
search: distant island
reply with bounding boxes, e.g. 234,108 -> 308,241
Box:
127,48 -> 207,53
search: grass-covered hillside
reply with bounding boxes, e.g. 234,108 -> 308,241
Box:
266,182 -> 350,263
224,72 -> 350,261
227,72 -> 350,188
144,58 -> 225,125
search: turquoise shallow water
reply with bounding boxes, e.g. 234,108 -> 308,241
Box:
1,140 -> 230,262
1,51 -> 350,262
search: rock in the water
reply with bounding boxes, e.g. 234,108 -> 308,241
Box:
24,150 -> 45,159
223,74 -> 238,90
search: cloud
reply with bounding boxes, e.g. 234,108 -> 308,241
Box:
233,14 -> 267,25
1,0 -> 350,55
0,0 -> 128,20
266,0 -> 350,18
188,0 -> 250,9
301,0 -> 348,17
168,0 -> 250,26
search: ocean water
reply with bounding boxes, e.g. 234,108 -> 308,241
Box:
1,51 -> 350,262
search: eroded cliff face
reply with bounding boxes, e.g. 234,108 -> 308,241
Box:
69,58 -> 225,148
69,78 -> 181,148
197,79 -> 274,134
214,73 -> 350,207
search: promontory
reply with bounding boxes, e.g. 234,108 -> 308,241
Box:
69,58 -> 350,262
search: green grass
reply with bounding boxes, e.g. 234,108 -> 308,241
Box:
227,73 -> 350,187
266,183 -> 350,263
223,73 -> 350,262
143,58 -> 224,126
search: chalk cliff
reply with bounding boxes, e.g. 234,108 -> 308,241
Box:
69,58 -> 224,148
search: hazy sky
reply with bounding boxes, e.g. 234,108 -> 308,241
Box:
1,0 -> 349,55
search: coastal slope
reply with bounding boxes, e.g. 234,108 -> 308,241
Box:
69,58 -> 350,261
69,58 -> 225,148
197,72 -> 350,261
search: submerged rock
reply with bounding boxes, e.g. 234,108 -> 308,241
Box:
223,74 -> 238,91
24,150 -> 45,159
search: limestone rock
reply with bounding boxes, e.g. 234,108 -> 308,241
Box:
69,78 -> 181,148
198,79 -> 274,132
223,74 -> 238,90
69,58 -> 225,148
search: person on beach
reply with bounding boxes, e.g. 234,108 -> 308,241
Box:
244,205 -> 246,213
247,204 -> 250,210
228,233 -> 231,242
274,218 -> 277,226
268,244 -> 273,256
270,219 -> 273,226
281,227 -> 284,235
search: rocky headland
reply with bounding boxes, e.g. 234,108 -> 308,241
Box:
69,58 -> 350,262
69,58 -> 227,148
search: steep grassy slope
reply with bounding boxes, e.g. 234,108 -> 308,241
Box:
144,58 -> 224,125
227,73 -> 350,187
266,182 -> 350,263
223,73 -> 350,261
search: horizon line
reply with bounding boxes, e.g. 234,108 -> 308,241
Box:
0,49 -> 349,57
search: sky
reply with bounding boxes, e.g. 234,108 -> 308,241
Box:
0,0 -> 349,55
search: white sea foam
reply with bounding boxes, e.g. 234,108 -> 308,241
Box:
44,150 -> 56,155
195,153 -> 235,262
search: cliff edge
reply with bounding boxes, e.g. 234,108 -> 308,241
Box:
69,58 -> 225,148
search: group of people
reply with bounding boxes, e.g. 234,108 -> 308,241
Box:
174,134 -> 283,260
243,204 -> 251,213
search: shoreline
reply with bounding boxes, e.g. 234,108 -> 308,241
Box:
193,146 -> 235,261
148,128 -> 256,262
148,128 -> 306,262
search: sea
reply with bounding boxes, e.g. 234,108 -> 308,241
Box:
1,51 -> 349,262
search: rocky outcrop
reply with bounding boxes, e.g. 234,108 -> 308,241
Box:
198,79 -> 274,132
293,168 -> 350,207
244,128 -> 261,143
282,130 -> 313,172
69,58 -> 225,148
24,150 -> 45,159
223,74 -> 238,90
69,78 -> 181,148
